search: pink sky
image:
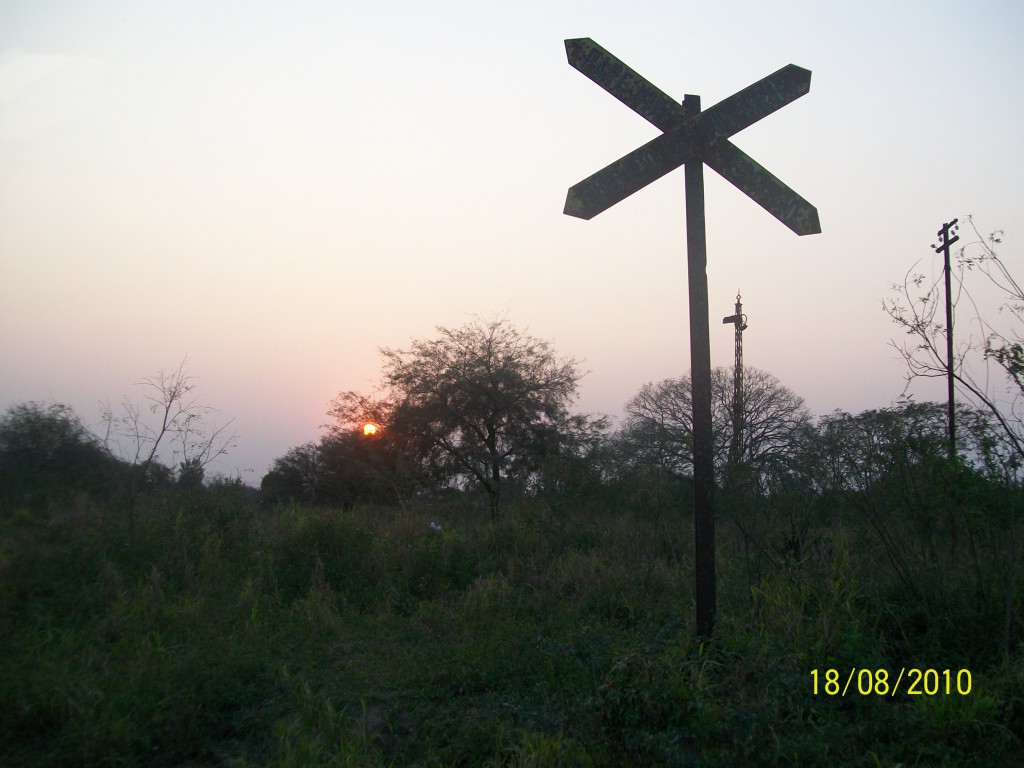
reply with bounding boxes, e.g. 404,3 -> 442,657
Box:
2,0 -> 1021,482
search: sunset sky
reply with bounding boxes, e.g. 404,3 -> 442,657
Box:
2,0 -> 1022,483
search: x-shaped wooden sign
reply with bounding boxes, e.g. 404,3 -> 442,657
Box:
562,38 -> 821,638
563,38 -> 820,236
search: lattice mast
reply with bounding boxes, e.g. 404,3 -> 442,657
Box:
722,292 -> 748,467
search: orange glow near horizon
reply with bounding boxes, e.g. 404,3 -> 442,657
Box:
362,422 -> 379,436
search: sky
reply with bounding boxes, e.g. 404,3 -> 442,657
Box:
2,0 -> 1022,483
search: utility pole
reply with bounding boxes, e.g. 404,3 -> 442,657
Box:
933,219 -> 960,463
722,292 -> 748,472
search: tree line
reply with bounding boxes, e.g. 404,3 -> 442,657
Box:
5,219 -> 1019,524
257,220 -> 1024,518
259,315 -> 1022,511
4,220 -> 1022,527
4,301 -> 1021,529
0,362 -> 237,518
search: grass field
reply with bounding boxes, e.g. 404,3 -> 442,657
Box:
1,482 -> 1021,766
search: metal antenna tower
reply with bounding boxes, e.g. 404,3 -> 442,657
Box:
723,292 -> 748,469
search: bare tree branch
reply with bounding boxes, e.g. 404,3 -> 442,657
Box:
884,218 -> 1024,461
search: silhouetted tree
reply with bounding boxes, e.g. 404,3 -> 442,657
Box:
805,400 -> 1022,642
365,316 -> 583,516
99,360 -> 237,548
620,366 -> 811,491
885,217 -> 1024,464
324,392 -> 427,508
509,412 -> 613,511
99,360 -> 237,484
0,401 -> 117,511
260,442 -> 326,505
263,392 -> 423,510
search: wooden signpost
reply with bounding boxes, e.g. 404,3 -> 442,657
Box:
563,38 -> 820,637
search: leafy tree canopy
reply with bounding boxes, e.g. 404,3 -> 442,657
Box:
343,316 -> 585,514
620,366 -> 811,490
0,401 -> 116,510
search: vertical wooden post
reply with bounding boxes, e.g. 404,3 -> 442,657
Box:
684,94 -> 716,639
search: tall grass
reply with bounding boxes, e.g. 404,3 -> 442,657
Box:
1,482 -> 1021,766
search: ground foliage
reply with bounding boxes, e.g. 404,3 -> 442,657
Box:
2,450 -> 1022,766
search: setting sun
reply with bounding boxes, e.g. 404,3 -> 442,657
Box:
362,422 -> 379,436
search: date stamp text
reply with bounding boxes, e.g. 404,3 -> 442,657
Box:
810,668 -> 972,696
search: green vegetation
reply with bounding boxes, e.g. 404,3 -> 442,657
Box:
1,464 -> 1021,766
3,309 -> 1023,765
